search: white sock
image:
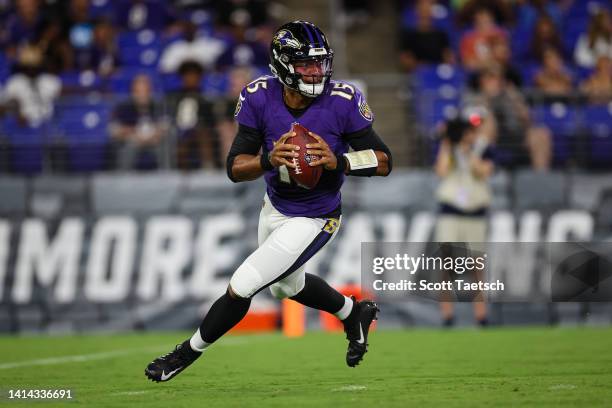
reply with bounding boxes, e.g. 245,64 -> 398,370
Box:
189,329 -> 210,352
334,296 -> 354,321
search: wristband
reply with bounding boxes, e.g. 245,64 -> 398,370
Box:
343,149 -> 378,177
260,151 -> 273,171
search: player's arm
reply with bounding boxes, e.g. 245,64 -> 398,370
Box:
307,126 -> 391,176
342,126 -> 392,177
226,125 -> 298,182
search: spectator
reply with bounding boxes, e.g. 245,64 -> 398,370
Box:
158,21 -> 226,73
215,0 -> 270,29
114,0 -> 178,31
464,66 -> 552,170
3,0 -> 46,57
3,44 -> 61,127
456,0 -> 513,28
529,15 -> 564,63
434,117 -> 493,327
515,0 -> 563,33
215,12 -> 269,70
460,7 -> 508,70
574,9 -> 612,69
490,38 -> 522,88
37,19 -> 73,74
580,55 -> 612,104
165,61 -> 218,169
399,0 -> 454,72
215,65 -> 254,161
110,74 -> 168,170
72,18 -> 120,76
534,47 -> 573,100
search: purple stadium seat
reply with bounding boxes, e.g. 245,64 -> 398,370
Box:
2,118 -> 45,174
401,3 -> 453,32
89,0 -> 114,18
58,100 -> 111,171
584,104 -> 612,166
107,67 -> 160,94
413,64 -> 466,90
532,103 -> 579,164
60,70 -> 101,91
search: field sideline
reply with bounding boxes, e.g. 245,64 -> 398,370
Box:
0,327 -> 611,407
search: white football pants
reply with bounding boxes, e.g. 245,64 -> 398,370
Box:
229,194 -> 341,299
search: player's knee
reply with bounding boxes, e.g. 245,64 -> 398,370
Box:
227,284 -> 249,300
229,261 -> 264,299
269,275 -> 305,299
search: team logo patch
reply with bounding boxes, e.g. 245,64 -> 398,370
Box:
273,30 -> 302,49
358,96 -> 373,121
323,218 -> 340,234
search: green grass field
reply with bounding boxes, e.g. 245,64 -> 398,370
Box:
0,327 -> 611,407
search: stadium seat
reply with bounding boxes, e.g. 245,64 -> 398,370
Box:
106,67 -> 160,94
30,175 -> 88,218
119,46 -> 161,68
202,72 -> 230,96
413,64 -> 466,90
118,29 -> 160,49
513,169 -> 567,211
178,170 -> 240,213
0,51 -> 10,84
416,95 -> 460,131
583,104 -> 612,166
92,171 -> 182,215
60,70 -> 101,92
89,0 -> 114,18
531,103 -> 579,164
2,118 -> 46,174
401,3 -> 452,32
0,176 -> 27,215
57,98 -> 111,171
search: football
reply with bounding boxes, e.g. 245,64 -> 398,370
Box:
285,123 -> 323,189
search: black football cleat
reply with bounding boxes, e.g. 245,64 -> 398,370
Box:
342,296 -> 379,367
145,340 -> 201,382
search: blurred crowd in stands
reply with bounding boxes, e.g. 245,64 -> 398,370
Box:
0,0 -> 281,172
400,0 -> 612,170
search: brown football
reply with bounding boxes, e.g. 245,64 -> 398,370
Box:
285,123 -> 323,189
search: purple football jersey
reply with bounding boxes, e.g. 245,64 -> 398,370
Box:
234,76 -> 374,217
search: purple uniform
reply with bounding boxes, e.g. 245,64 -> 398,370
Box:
235,76 -> 374,217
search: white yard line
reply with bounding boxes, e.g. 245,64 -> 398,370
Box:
0,334 -> 275,370
0,346 -> 164,370
110,391 -> 149,397
331,385 -> 367,392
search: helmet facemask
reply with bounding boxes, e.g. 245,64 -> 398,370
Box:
290,55 -> 333,97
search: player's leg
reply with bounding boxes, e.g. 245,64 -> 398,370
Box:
145,202 -> 337,381
461,217 -> 488,326
435,215 -> 461,326
185,198 -> 277,354
268,218 -> 379,367
275,271 -> 379,367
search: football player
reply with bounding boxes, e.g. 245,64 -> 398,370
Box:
145,20 -> 392,382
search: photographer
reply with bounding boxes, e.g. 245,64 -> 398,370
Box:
434,117 -> 493,327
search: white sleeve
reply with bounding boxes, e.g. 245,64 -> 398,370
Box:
574,35 -> 595,68
40,75 -> 61,99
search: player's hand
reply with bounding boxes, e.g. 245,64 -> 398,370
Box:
306,132 -> 338,170
270,130 -> 299,169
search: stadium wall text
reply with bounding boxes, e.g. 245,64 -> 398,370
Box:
0,210 -> 593,304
